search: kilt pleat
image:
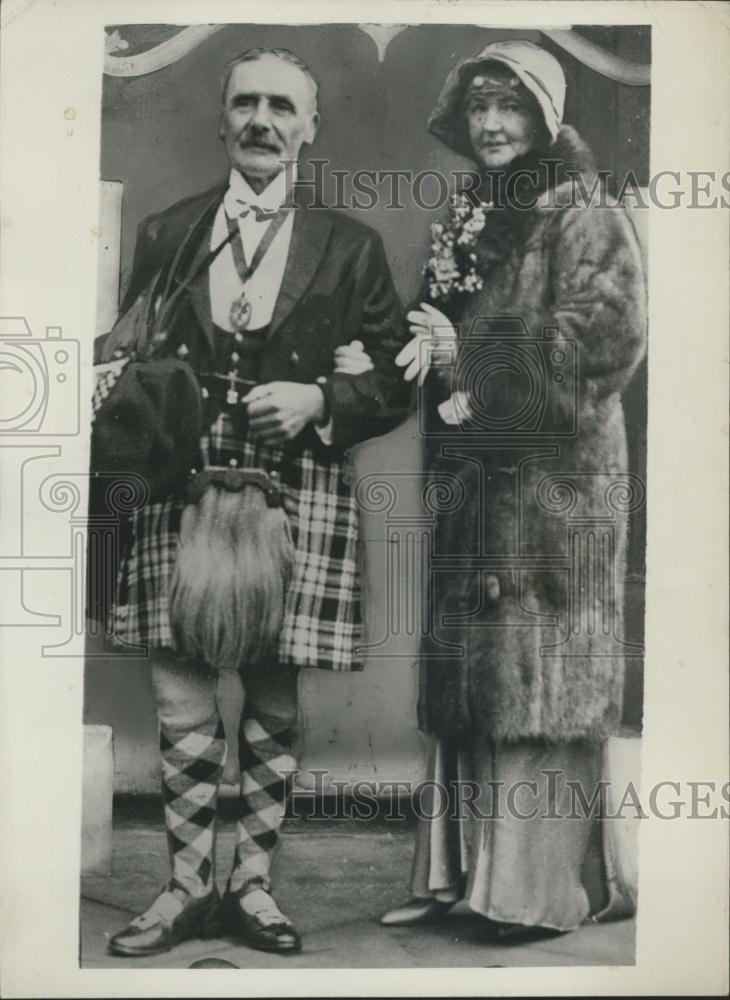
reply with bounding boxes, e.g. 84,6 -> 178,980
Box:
111,412 -> 362,671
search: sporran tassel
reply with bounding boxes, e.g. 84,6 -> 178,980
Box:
169,483 -> 294,673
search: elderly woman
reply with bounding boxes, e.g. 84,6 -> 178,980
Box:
369,40 -> 647,938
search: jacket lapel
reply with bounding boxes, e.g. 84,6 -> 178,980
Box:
269,206 -> 332,336
178,228 -> 218,350
160,189 -> 332,345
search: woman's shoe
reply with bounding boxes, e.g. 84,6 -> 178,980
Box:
107,885 -> 221,957
380,897 -> 455,926
488,920 -> 566,945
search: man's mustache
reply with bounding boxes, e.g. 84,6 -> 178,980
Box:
239,137 -> 280,152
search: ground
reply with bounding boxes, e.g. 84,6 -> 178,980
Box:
81,805 -> 636,970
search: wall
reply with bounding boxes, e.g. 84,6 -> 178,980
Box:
85,23 -> 650,791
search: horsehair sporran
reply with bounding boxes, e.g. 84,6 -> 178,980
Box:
169,482 -> 294,673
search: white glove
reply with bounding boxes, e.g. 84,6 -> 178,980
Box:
396,303 -> 457,384
333,339 -> 374,375
437,389 -> 473,425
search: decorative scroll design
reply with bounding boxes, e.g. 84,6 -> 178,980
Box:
104,25 -> 224,77
544,28 -> 650,86
355,474 -> 398,515
103,24 -> 649,87
536,473 -> 646,520
422,474 -> 467,516
39,476 -> 83,517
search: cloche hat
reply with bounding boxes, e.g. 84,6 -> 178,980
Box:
428,40 -> 567,158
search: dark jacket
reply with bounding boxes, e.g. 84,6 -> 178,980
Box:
97,181 -> 410,454
418,127 -> 647,743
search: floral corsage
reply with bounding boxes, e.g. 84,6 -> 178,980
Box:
425,194 -> 492,302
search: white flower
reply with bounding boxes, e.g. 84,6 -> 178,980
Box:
427,196 -> 491,300
463,214 -> 486,235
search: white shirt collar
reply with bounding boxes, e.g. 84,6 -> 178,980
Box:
227,164 -> 298,212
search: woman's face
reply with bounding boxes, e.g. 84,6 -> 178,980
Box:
464,90 -> 538,169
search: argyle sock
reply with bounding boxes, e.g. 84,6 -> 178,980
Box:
228,713 -> 298,895
160,716 -> 226,897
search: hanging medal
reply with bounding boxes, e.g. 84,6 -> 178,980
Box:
229,292 -> 252,331
225,208 -> 290,332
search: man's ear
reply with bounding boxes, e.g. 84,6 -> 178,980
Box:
303,111 -> 320,146
218,107 -> 229,142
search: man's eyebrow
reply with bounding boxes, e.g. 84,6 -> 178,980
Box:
230,91 -> 296,106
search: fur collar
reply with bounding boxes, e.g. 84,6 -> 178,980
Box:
459,125 -> 598,278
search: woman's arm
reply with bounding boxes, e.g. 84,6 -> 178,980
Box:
462,202 -> 647,431
547,201 -> 647,399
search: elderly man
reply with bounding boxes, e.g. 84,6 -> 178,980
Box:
100,47 -> 407,957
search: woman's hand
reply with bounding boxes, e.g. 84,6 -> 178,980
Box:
333,340 -> 374,376
396,303 -> 457,384
437,389 -> 473,425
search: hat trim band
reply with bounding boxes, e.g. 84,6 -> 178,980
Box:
477,53 -> 561,131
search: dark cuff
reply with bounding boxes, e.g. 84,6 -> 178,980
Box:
315,376 -> 331,427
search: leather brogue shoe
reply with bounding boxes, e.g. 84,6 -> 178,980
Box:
108,885 -> 221,957
221,887 -> 301,954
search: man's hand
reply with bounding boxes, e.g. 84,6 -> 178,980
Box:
243,382 -> 326,445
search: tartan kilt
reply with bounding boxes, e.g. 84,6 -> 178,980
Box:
110,411 -> 363,671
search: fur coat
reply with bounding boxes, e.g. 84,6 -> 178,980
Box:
418,126 -> 647,743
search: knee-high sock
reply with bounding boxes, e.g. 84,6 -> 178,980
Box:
229,713 -> 298,895
160,716 -> 226,897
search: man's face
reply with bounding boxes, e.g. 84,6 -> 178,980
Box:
220,56 -> 319,182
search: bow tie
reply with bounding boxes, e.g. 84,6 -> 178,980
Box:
223,193 -> 284,223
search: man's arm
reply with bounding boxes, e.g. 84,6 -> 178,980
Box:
246,227 -> 411,452
317,229 -> 411,451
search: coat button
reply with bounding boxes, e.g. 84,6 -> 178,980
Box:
485,574 -> 500,601
290,350 -> 300,365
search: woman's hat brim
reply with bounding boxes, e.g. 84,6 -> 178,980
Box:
428,43 -> 564,158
